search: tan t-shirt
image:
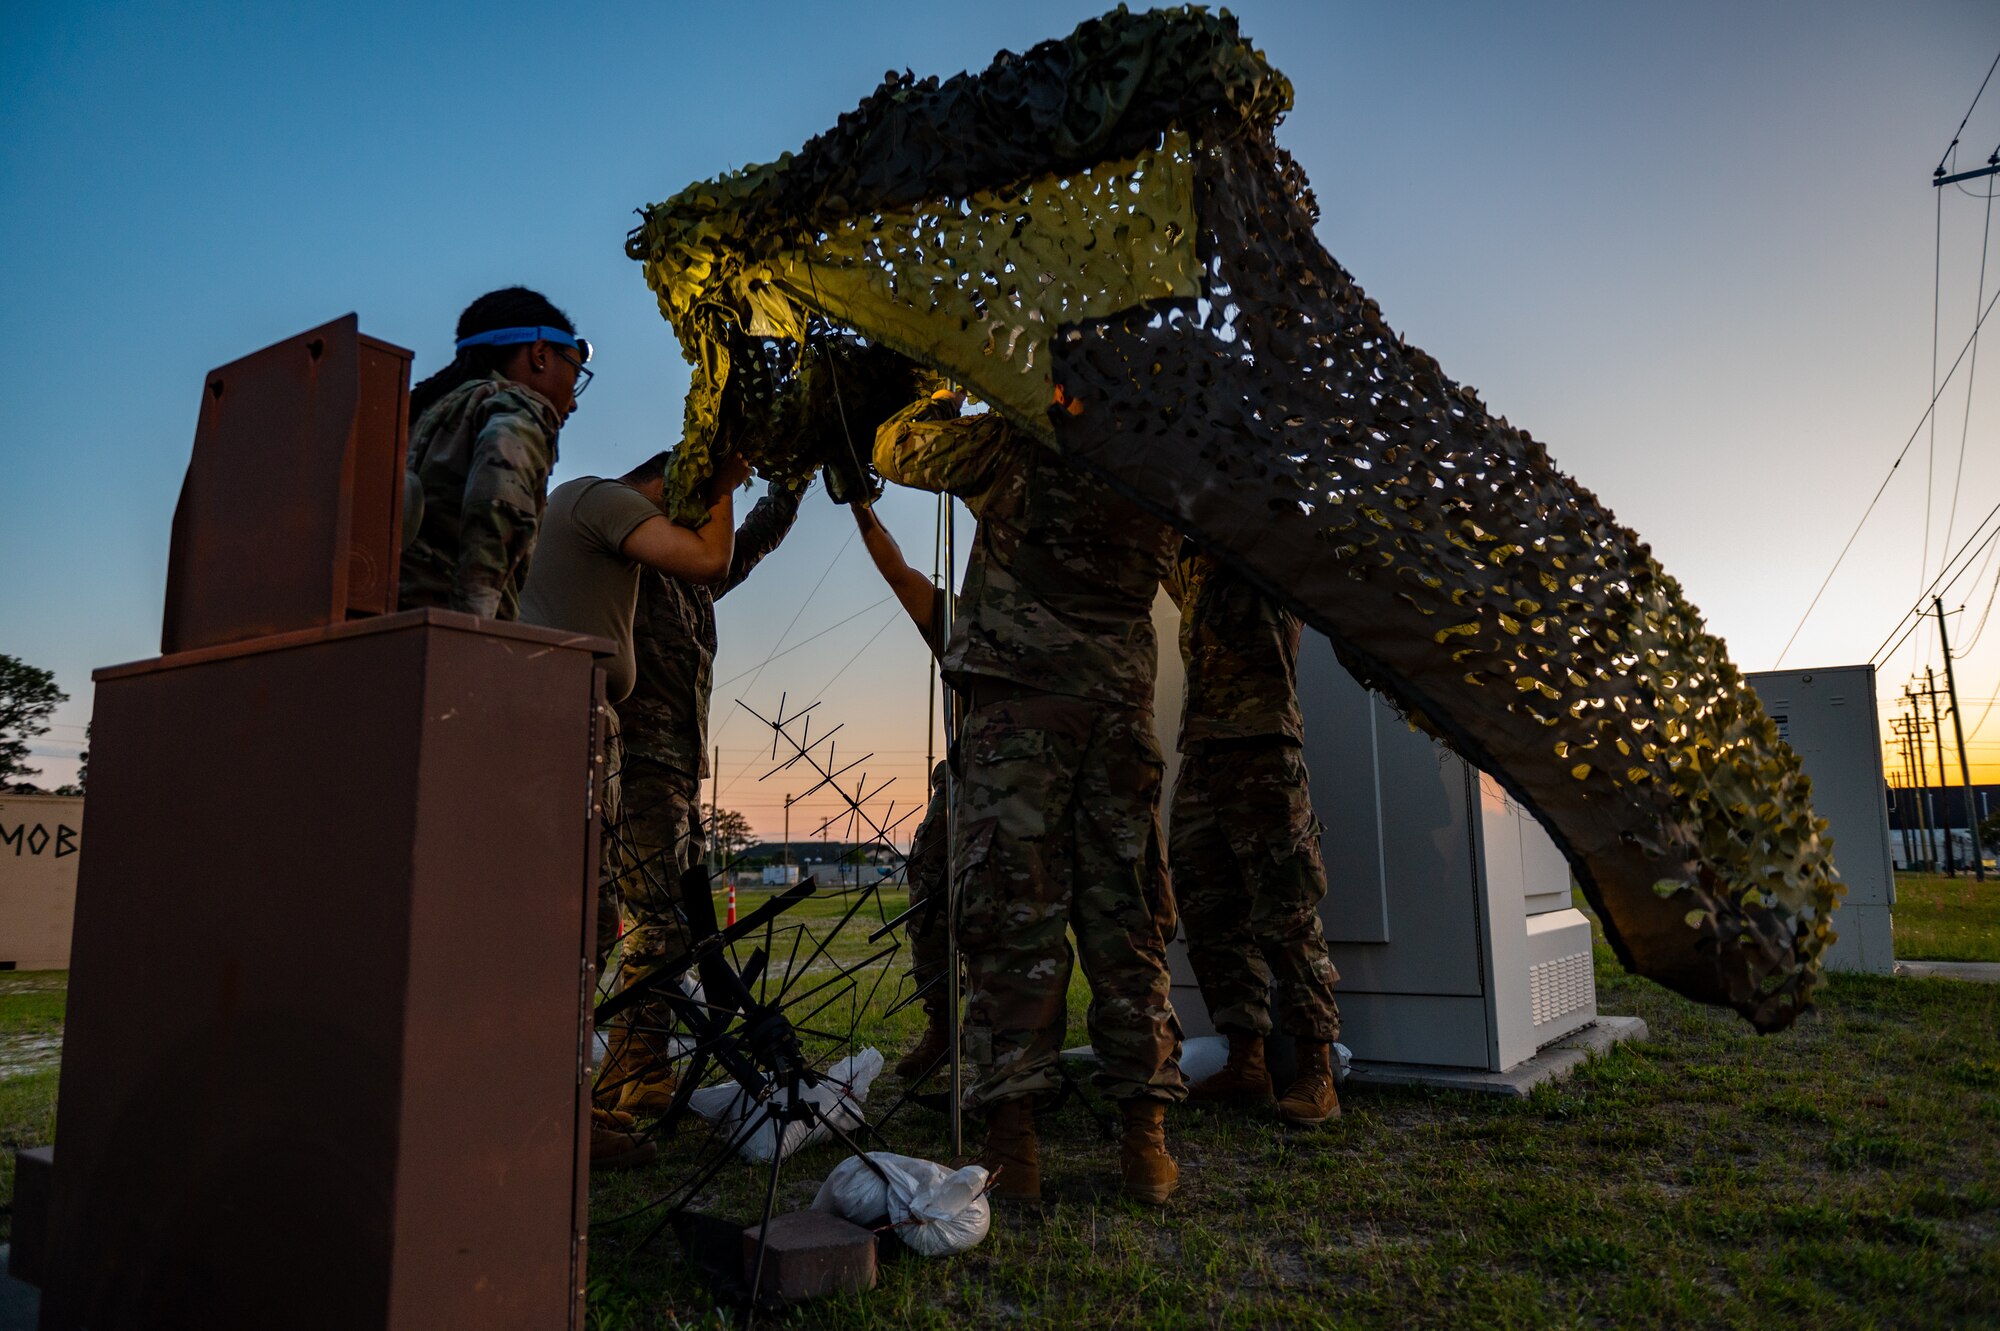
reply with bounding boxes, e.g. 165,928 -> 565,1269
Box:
518,477 -> 662,701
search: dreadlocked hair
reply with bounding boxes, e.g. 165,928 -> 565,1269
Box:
408,286 -> 578,423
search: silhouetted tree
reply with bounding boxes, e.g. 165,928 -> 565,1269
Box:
0,655 -> 66,790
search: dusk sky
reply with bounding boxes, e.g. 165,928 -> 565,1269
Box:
4,1 -> 1998,835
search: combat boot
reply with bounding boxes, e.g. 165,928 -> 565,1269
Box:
590,1106 -> 657,1171
893,997 -> 951,1081
1187,1032 -> 1274,1104
1117,1099 -> 1179,1204
597,1025 -> 679,1117
1276,1040 -> 1342,1126
981,1098 -> 1042,1202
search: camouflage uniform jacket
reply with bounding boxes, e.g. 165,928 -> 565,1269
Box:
620,484 -> 803,780
400,373 -> 563,620
874,400 -> 1177,710
1164,545 -> 1305,750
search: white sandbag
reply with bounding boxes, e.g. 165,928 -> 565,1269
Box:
811,1151 -> 992,1257
812,1152 -> 894,1224
1165,1035 -> 1353,1086
1176,1034 -> 1231,1085
900,1162 -> 992,1257
688,1047 -> 883,1164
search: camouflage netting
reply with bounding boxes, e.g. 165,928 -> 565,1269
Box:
627,5 -> 1841,1030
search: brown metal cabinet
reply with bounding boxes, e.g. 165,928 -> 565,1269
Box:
37,317 -> 606,1330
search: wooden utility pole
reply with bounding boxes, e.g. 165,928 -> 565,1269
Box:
1889,733 -> 1916,870
1903,714 -> 1932,871
1905,690 -> 1937,871
1925,668 -> 1958,875
1934,598 -> 1987,880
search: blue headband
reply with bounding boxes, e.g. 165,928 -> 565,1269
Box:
454,325 -> 589,359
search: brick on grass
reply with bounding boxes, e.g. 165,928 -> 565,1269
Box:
742,1209 -> 878,1302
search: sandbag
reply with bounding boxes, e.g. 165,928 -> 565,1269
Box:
687,1048 -> 882,1164
812,1151 -> 992,1257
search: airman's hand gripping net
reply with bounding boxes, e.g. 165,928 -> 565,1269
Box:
627,6 -> 1841,1031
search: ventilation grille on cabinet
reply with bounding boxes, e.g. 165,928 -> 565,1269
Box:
1530,951 -> 1593,1026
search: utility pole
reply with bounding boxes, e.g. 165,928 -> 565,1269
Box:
1925,668 -> 1958,875
1898,714 -> 1930,871
1934,597 -> 1987,880
1906,689 -> 1937,872
1889,758 -> 1914,871
783,793 -> 794,882
1892,723 -> 1919,869
708,743 -> 719,880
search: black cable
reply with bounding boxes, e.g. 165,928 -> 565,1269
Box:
711,593 -> 895,691
1935,48 -> 2000,178
1775,281 -> 2000,666
1924,180 -> 1943,602
1871,504 -> 2000,664
1942,177 -> 1996,560
1955,540 -> 2000,656
1873,508 -> 1999,663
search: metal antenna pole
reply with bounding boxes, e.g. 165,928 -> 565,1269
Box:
1934,598 -> 1988,880
928,492 -> 942,778
1909,689 -> 1937,872
943,494 -> 964,1159
1925,668 -> 1958,875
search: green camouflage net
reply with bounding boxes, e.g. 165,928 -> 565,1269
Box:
627,5 -> 1841,1030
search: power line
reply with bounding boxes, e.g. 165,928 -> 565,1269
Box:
1924,179 -> 1942,599
1874,502 -> 2000,662
710,592 -> 895,690
1955,536 -> 2000,655
1872,501 -> 2000,664
1942,177 -> 1996,563
1775,280 -> 2000,666
1935,48 -> 2000,178
707,525 -> 860,757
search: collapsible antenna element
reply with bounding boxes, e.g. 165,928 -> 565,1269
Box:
589,697 -> 943,1311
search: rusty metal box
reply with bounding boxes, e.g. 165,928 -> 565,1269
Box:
38,610 -> 605,1330
161,315 -> 412,656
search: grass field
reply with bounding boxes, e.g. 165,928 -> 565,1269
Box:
4,885 -> 1997,1328
577,888 -> 2000,1330
1893,872 -> 2000,963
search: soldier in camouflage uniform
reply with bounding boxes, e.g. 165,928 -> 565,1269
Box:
1165,545 -> 1342,1125
400,288 -> 589,619
874,390 -> 1185,1204
596,476 -> 804,1115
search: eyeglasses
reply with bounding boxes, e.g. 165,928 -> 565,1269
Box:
555,347 -> 594,397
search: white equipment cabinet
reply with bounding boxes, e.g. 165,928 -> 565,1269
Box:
1154,595 -> 1599,1075
1742,665 -> 1896,974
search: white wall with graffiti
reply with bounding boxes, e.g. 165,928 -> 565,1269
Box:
0,792 -> 82,970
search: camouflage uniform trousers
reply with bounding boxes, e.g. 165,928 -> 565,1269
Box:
613,761 -> 705,1033
598,724 -> 703,1034
954,693 -> 1185,1107
903,762 -> 954,999
1170,739 -> 1341,1041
